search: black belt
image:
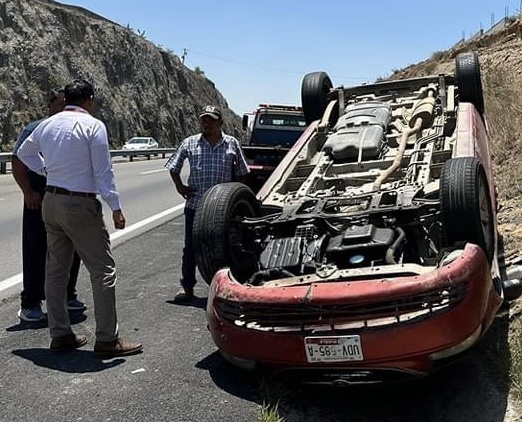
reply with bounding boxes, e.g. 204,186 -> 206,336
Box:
46,185 -> 96,198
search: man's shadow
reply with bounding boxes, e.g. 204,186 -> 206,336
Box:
11,348 -> 125,373
6,312 -> 87,332
165,296 -> 207,309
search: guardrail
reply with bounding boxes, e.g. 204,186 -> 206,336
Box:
0,148 -> 176,174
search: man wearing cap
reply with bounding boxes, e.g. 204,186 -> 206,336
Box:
165,105 -> 250,302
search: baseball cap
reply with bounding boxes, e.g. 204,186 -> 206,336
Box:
199,105 -> 222,120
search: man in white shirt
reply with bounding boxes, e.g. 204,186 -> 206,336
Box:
17,79 -> 142,356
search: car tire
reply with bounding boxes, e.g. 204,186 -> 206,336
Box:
301,71 -> 333,125
193,182 -> 260,285
440,156 -> 494,262
455,51 -> 485,116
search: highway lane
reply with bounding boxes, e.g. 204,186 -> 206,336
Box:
0,156 -> 187,283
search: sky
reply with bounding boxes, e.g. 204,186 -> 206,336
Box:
60,0 -> 520,115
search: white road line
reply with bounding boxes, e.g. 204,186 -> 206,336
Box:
140,168 -> 167,175
0,204 -> 185,294
0,274 -> 22,292
111,204 -> 183,241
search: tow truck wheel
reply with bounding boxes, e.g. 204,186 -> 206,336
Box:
440,156 -> 494,261
193,182 -> 260,285
455,51 -> 485,116
301,71 -> 333,125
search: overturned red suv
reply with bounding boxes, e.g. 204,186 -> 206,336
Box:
193,52 -> 508,384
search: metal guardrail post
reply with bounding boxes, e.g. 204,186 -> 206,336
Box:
0,153 -> 10,174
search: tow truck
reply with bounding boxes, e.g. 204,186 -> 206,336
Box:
241,104 -> 306,192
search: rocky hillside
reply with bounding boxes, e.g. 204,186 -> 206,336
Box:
0,0 -> 243,151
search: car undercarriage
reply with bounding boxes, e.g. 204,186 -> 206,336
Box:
194,57 -> 495,287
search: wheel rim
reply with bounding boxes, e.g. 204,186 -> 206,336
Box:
228,199 -> 258,271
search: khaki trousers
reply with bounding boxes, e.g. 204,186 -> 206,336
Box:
42,192 -> 118,342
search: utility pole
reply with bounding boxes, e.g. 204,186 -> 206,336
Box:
181,48 -> 188,65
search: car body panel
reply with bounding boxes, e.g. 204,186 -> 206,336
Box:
207,243 -> 501,375
455,103 -> 497,201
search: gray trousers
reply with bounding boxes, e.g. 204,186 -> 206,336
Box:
42,193 -> 118,342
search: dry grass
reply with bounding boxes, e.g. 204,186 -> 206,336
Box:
484,64 -> 522,399
508,302 -> 522,400
485,67 -> 522,201
259,402 -> 284,422
256,378 -> 294,422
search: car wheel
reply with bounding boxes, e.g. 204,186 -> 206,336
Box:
440,157 -> 494,261
301,71 -> 333,125
455,51 -> 485,116
193,182 -> 260,285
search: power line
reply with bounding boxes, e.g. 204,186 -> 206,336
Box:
188,49 -> 310,75
184,49 -> 368,81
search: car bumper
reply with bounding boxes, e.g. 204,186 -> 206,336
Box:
206,243 -> 502,379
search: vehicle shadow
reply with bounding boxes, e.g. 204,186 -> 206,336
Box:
196,351 -> 260,402
11,348 -> 125,373
201,308 -> 512,422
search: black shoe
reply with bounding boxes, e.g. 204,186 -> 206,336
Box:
172,287 -> 195,303
18,306 -> 46,322
67,298 -> 87,312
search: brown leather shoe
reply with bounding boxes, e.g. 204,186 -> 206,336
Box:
94,338 -> 143,357
50,333 -> 87,351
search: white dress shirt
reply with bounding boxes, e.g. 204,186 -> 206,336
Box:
16,106 -> 121,211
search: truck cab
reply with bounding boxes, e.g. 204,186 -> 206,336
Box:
241,104 -> 306,192
242,104 -> 306,147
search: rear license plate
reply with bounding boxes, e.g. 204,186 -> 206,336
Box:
304,335 -> 363,363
